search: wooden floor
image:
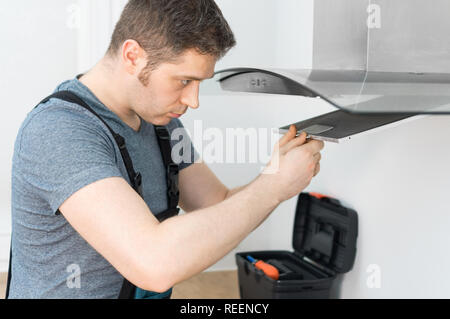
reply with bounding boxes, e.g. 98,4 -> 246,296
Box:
0,270 -> 240,299
0,273 -> 5,299
173,270 -> 239,299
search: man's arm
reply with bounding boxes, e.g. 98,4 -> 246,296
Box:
59,174 -> 279,293
178,161 -> 249,212
225,185 -> 248,199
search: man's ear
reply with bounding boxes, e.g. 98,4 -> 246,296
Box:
121,39 -> 147,75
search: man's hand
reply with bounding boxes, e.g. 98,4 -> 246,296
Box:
262,125 -> 324,203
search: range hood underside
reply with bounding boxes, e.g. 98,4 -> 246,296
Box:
216,68 -> 450,115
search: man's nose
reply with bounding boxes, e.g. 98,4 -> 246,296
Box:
180,81 -> 200,109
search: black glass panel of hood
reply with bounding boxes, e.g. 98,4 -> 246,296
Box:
280,110 -> 414,140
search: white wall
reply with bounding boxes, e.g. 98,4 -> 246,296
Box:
215,0 -> 313,70
76,0 -> 127,72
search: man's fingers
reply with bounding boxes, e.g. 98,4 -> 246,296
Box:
277,125 -> 297,148
303,139 -> 325,154
281,131 -> 308,154
313,162 -> 321,177
312,152 -> 322,177
313,152 -> 322,164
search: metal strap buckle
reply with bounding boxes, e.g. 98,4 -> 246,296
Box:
155,126 -> 170,140
115,134 -> 126,150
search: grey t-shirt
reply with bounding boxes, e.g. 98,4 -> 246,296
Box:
10,78 -> 199,298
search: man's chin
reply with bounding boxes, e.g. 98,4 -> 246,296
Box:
147,116 -> 173,126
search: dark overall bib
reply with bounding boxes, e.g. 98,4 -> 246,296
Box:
5,91 -> 180,299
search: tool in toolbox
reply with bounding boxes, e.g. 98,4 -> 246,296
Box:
246,255 -> 280,280
236,192 -> 358,299
265,259 -> 304,280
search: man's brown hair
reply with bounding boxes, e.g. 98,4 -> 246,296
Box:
108,0 -> 236,84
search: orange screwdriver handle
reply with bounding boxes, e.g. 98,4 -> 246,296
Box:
254,260 -> 279,280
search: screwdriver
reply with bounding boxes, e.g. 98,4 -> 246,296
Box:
246,255 -> 279,280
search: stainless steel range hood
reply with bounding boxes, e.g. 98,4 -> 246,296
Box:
214,0 -> 450,142
216,68 -> 450,115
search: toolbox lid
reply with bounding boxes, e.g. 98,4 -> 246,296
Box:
292,193 -> 358,274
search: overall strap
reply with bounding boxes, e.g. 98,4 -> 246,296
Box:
119,127 -> 180,299
154,126 -> 180,221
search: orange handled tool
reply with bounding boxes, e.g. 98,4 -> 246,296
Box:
246,255 -> 279,280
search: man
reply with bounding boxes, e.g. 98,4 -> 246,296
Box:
9,0 -> 323,298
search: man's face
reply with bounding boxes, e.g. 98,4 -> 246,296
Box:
130,49 -> 217,126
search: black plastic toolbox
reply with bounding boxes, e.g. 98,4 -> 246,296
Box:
236,192 -> 358,299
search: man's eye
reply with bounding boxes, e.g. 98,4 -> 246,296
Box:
181,80 -> 191,86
